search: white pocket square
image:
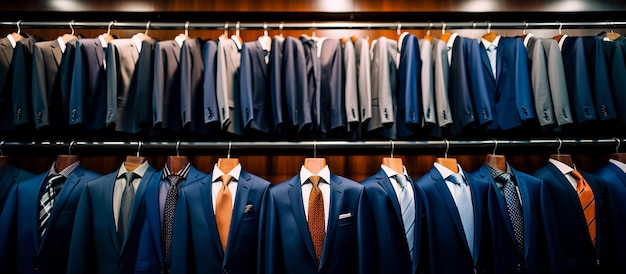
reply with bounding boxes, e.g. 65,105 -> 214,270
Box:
338,212 -> 352,219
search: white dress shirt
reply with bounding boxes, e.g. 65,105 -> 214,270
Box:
446,33 -> 459,66
380,164 -> 414,205
56,36 -> 67,53
6,34 -> 16,48
300,165 -> 331,231
434,162 -> 473,206
211,163 -> 241,213
481,35 -> 501,78
113,161 -> 150,230
557,34 -> 569,51
523,33 -> 534,48
548,158 -> 578,190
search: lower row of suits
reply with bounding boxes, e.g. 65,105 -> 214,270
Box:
0,154 -> 625,274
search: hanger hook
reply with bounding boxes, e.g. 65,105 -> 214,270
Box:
0,140 -> 4,156
227,141 -> 232,159
263,22 -> 268,37
235,21 -> 240,37
69,20 -> 75,36
145,21 -> 151,36
224,22 -> 229,37
69,140 -> 76,155
492,139 -> 498,155
390,140 -> 395,158
176,140 -> 181,157
558,21 -> 563,35
442,22 -> 446,35
16,20 -> 22,35
443,139 -> 450,158
487,22 -> 491,33
556,138 -> 563,155
397,22 -> 402,36
107,21 -> 115,35
523,21 -> 528,35
427,22 -> 432,36
185,21 -> 190,37
614,137 -> 621,154
279,22 -> 284,37
136,141 -> 142,157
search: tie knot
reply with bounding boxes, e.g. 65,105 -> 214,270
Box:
498,172 -> 512,183
309,175 -> 322,188
448,174 -> 466,186
123,172 -> 138,185
167,175 -> 183,186
221,174 -> 233,186
570,170 -> 583,180
488,44 -> 496,51
394,174 -> 408,188
48,174 -> 66,186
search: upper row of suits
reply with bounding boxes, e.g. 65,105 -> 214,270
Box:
1,29 -> 625,138
0,151 -> 625,274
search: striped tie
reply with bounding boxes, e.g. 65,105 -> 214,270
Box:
448,173 -> 475,258
571,170 -> 596,248
39,174 -> 66,238
395,174 -> 415,260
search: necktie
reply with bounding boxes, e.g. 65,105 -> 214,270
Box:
162,175 -> 182,265
215,174 -> 233,252
118,172 -> 138,244
571,170 -> 596,248
308,175 -> 325,262
487,44 -> 497,78
498,173 -> 524,253
39,174 -> 66,238
395,174 -> 415,260
448,173 -> 474,258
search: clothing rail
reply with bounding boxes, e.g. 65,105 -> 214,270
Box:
1,21 -> 626,30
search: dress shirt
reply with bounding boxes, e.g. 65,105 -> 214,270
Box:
56,36 -> 66,53
97,34 -> 108,48
523,33 -> 534,48
485,163 -> 523,205
434,162 -> 473,205
316,37 -> 327,57
44,160 -> 80,194
300,165 -> 331,231
557,34 -> 569,51
609,159 -> 626,173
131,34 -> 143,53
6,34 -> 16,48
211,163 -> 241,213
380,164 -> 414,204
481,35 -> 501,78
158,162 -> 192,225
548,158 -> 578,190
446,33 -> 460,66
112,161 -> 150,229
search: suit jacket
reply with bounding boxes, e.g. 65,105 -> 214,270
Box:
202,40 -> 219,126
368,36 -> 397,139
170,168 -> 270,274
431,38 -> 452,130
419,38 -> 436,126
106,38 -> 141,132
0,163 -> 35,213
533,163 -> 612,273
67,165 -> 158,274
135,165 -> 206,273
133,39 -> 157,131
343,39 -> 359,128
472,164 -> 547,273
282,36 -> 312,133
152,40 -> 183,132
269,37 -> 286,134
561,36 -> 597,123
262,172 -> 365,274
216,38 -> 243,135
601,41 -> 626,128
299,35 -> 322,135
525,36 -> 556,126
354,38 -> 372,124
318,38 -> 346,135
180,38 -> 208,134
479,37 -> 535,130
240,40 -> 273,133
69,38 -> 108,130
594,161 -> 626,273
0,36 -> 16,131
540,38 -> 573,126
12,37 -> 39,128
0,164 -> 100,274
396,33 -> 421,137
581,36 -> 616,121
359,168 -> 422,274
414,166 -> 492,273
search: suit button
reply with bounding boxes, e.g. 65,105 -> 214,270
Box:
482,108 -> 488,119
515,263 -> 522,272
221,108 -> 225,116
207,108 -> 213,119
410,110 -> 415,120
119,261 -> 124,267
37,111 -> 42,123
473,268 -> 478,274
351,108 -> 356,119
597,259 -> 600,266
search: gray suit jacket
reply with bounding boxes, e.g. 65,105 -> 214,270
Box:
431,38 -> 452,128
343,39 -> 359,127
318,38 -> 345,134
354,38 -> 372,124
368,36 -> 397,139
180,38 -> 207,134
525,35 -> 556,126
106,38 -> 140,132
541,38 -> 573,126
419,38 -> 436,126
152,40 -> 183,132
216,38 -> 243,135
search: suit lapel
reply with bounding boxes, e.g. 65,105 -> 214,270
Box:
495,40 -> 504,81
0,39 -> 12,65
93,39 -> 105,69
467,174 -> 483,265
200,175 -> 224,258
319,173 -> 344,270
223,169 -> 252,267
548,164 -> 588,228
100,173 -> 121,252
609,164 -> 626,188
376,169 -> 403,224
147,171 -> 165,266
170,41 -> 180,63
479,43 -> 495,82
51,39 -> 63,67
431,169 -> 472,255
121,167 -> 156,249
29,173 -> 48,253
511,167 -> 532,259
480,166 -> 516,247
253,41 -> 268,78
287,175 -> 317,263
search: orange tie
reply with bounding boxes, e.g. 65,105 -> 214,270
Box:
571,170 -> 596,248
308,175 -> 325,262
216,174 -> 233,252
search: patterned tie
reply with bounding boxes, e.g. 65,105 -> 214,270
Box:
308,175 -> 325,262
39,174 -> 66,238
448,173 -> 475,258
215,174 -> 233,252
487,44 -> 497,78
395,174 -> 415,260
162,175 -> 182,265
498,173 -> 524,253
571,170 -> 596,248
118,172 -> 138,244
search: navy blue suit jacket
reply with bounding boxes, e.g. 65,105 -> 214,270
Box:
240,40 -> 273,133
0,164 -> 100,274
133,39 -> 157,131
180,38 -> 209,134
170,168 -> 270,274
67,165 -> 158,274
533,163 -> 612,273
269,37 -> 286,135
414,166 -> 492,273
472,164 -> 547,274
594,162 -> 626,273
0,164 -> 35,213
262,172 -> 365,274
561,37 -> 597,123
134,166 -> 206,273
359,168 -> 422,274
283,36 -> 313,133
202,40 -> 220,126
11,37 -> 39,128
69,38 -> 108,130
396,34 -> 422,137
601,41 -> 626,128
581,36 -> 616,121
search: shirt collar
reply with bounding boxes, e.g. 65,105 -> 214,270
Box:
446,33 -> 459,49
300,165 -> 331,185
6,34 -> 16,48
131,34 -> 143,53
523,33 -> 534,48
481,35 -> 501,50
548,158 -> 575,175
557,34 -> 569,51
397,31 -> 410,52
231,35 -> 242,51
49,160 -> 80,178
434,162 -> 467,182
161,162 -> 192,180
212,163 -> 242,182
485,163 -> 513,179
609,159 -> 626,173
97,34 -> 108,48
316,37 -> 328,58
118,160 -> 150,179
56,36 -> 67,54
174,35 -> 186,48
380,164 -> 409,179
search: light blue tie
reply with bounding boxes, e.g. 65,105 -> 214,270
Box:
487,44 -> 497,78
395,174 -> 415,261
448,173 -> 474,259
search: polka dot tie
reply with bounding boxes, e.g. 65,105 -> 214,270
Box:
498,173 -> 524,253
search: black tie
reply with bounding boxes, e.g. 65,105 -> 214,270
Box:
118,172 -> 138,244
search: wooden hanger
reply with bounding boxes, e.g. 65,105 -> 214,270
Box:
217,141 -> 240,174
607,25 -> 622,41
60,20 -> 77,44
423,22 -> 433,42
382,140 -> 404,174
553,22 -> 565,42
611,138 -> 626,163
219,22 -> 230,41
485,139 -> 506,172
125,141 -> 146,172
167,141 -> 189,174
258,23 -> 272,51
481,22 -> 498,43
304,141 -> 327,174
55,141 -> 80,172
99,21 -> 116,45
435,139 -> 459,173
439,23 -> 451,43
549,139 -> 574,168
231,21 -> 243,46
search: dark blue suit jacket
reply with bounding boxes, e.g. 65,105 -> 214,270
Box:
533,163 -> 612,274
12,37 -> 38,128
283,36 -> 313,133
269,37 -> 286,135
69,38 -> 108,130
479,37 -> 535,130
134,166 -> 206,273
0,164 -> 100,274
170,168 -> 270,273
396,34 -> 422,137
359,168 -> 422,274
581,36 -> 616,121
561,37 -> 597,123
240,40 -> 273,133
472,164 -> 547,274
594,162 -> 626,273
414,166 -> 492,273
262,172 -> 365,274
67,165 -> 158,274
133,39 -> 157,131
180,38 -> 209,134
601,41 -> 626,128
202,40 -> 219,126
0,164 -> 35,213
